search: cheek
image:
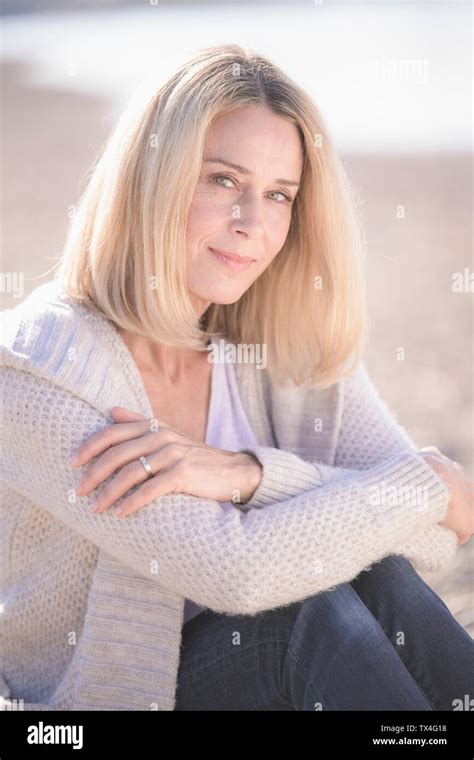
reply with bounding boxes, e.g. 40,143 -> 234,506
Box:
266,212 -> 293,256
186,201 -> 210,242
186,215 -> 216,258
186,188 -> 228,241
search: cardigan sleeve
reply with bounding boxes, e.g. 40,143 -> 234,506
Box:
238,361 -> 459,574
0,366 -> 452,616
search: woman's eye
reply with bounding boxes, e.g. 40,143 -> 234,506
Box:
211,174 -> 292,204
269,191 -> 292,204
212,174 -> 236,188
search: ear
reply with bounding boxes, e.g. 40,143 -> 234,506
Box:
110,406 -> 147,422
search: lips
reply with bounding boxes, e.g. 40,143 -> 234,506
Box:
209,247 -> 255,264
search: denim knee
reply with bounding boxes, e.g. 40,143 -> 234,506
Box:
286,582 -> 385,673
282,582 -> 413,710
351,553 -> 451,613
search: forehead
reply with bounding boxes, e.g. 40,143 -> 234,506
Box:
204,106 -> 304,179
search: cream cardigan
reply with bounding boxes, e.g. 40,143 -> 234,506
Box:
0,281 -> 458,710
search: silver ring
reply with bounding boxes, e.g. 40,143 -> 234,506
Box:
138,455 -> 154,479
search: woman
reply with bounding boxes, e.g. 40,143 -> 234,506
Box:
1,44 -> 472,712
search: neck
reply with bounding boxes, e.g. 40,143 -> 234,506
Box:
117,328 -> 209,383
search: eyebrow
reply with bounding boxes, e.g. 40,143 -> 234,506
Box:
204,157 -> 301,187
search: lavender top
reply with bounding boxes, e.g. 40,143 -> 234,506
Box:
183,341 -> 260,624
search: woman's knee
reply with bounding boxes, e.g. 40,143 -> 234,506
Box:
282,582 -> 412,710
353,554 -> 418,589
287,582 -> 386,665
351,553 -> 449,614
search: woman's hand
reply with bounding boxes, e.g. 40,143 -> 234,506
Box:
419,446 -> 474,546
70,406 -> 262,517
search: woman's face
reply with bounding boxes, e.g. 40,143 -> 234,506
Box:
185,105 -> 304,315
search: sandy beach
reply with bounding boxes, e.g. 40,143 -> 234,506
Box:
1,58 -> 472,635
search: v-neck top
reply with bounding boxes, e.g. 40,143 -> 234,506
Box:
183,339 -> 259,624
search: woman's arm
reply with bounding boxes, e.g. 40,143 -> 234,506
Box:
1,366 -> 450,616
237,361 -> 459,573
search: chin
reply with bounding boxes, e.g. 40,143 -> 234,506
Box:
214,291 -> 246,305
193,284 -> 249,306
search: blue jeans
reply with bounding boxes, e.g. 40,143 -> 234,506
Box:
175,555 -> 474,710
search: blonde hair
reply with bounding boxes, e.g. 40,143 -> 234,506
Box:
54,44 -> 368,388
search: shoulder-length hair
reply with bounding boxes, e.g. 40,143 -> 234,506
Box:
54,43 -> 368,389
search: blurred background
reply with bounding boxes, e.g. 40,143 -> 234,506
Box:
1,0 -> 472,634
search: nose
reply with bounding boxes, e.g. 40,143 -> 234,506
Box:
228,190 -> 265,239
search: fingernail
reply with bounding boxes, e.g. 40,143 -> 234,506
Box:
90,501 -> 99,513
114,507 -> 124,517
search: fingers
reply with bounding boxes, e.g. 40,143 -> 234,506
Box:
115,470 -> 179,518
70,418 -> 164,467
75,431 -> 165,496
89,445 -> 182,515
420,446 -> 463,472
110,407 -> 147,422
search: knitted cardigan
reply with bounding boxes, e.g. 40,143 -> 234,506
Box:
0,280 -> 458,711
